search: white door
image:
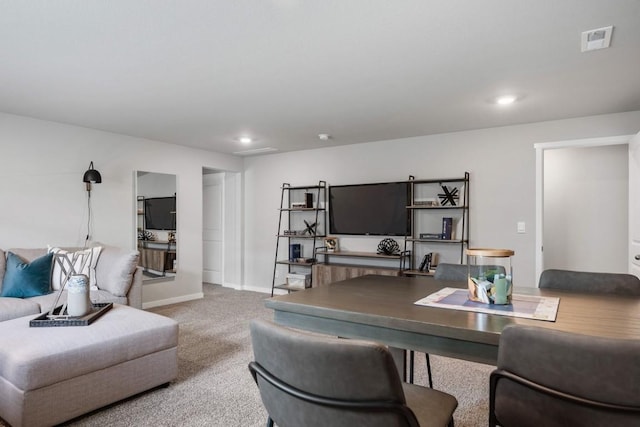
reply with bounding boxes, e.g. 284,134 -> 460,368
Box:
629,131 -> 640,279
203,173 -> 224,284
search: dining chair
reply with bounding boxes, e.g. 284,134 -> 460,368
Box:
434,263 -> 507,282
489,324 -> 640,427
249,319 -> 458,427
433,263 -> 469,281
413,263 -> 472,387
414,263 -> 506,388
538,268 -> 640,296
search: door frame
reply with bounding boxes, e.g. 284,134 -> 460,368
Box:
202,169 -> 243,289
534,134 -> 632,283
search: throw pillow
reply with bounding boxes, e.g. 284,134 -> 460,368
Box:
48,246 -> 102,290
0,252 -> 53,298
92,244 -> 139,296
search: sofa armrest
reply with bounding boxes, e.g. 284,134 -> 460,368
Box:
127,267 -> 143,309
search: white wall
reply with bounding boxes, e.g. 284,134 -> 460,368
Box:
3,110 -> 639,300
243,111 -> 640,292
544,144 -> 628,272
0,112 -> 243,307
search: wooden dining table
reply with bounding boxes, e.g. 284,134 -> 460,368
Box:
264,274 -> 640,366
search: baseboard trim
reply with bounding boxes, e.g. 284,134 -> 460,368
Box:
142,292 -> 204,309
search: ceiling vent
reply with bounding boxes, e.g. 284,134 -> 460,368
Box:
581,26 -> 613,52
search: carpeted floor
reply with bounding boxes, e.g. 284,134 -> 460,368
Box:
10,284 -> 495,426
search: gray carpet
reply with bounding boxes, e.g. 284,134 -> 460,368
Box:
17,284 -> 494,426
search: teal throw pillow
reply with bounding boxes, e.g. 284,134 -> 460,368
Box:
0,252 -> 53,298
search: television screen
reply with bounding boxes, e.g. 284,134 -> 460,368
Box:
329,182 -> 409,236
144,196 -> 176,231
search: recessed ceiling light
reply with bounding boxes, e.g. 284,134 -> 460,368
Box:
318,133 -> 331,141
239,136 -> 252,144
495,95 -> 517,105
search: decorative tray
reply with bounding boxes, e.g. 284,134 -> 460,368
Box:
29,302 -> 113,327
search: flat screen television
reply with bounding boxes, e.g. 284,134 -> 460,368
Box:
144,196 -> 176,231
329,182 -> 410,236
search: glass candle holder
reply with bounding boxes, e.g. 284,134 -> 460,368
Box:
467,248 -> 514,305
67,274 -> 92,317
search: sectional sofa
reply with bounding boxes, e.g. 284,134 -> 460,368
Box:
0,244 -> 142,322
0,245 -> 179,427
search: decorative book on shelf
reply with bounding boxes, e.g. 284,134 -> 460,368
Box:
442,217 -> 453,240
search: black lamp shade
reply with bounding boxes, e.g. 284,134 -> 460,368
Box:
83,161 -> 102,184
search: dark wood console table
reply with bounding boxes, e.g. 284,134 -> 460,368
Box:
138,240 -> 176,275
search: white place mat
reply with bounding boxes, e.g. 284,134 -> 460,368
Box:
414,287 -> 559,322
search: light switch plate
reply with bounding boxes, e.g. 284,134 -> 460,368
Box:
517,221 -> 526,234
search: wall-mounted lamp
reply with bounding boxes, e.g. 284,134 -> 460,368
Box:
82,161 -> 102,191
82,161 -> 102,245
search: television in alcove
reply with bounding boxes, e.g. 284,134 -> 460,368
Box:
144,196 -> 176,231
329,182 -> 410,236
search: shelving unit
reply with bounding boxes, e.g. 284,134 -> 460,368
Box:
271,181 -> 327,296
403,172 -> 470,276
136,196 -> 145,235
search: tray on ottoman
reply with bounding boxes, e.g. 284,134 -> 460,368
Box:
29,302 -> 113,327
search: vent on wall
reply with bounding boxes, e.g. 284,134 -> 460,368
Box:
581,26 -> 613,52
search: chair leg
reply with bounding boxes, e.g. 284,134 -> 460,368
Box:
426,353 -> 433,388
409,350 -> 415,384
266,416 -> 274,427
411,351 -> 433,388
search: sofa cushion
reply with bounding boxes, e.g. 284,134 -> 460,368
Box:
0,297 -> 41,321
48,246 -> 102,290
93,244 -> 139,297
0,252 -> 53,298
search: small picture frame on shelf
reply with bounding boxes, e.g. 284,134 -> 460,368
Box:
324,236 -> 338,252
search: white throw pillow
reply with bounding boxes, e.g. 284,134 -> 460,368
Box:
48,246 -> 102,290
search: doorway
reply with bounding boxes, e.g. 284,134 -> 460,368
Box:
535,135 -> 632,282
202,169 -> 243,288
203,172 -> 223,284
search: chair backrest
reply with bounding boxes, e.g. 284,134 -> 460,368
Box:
539,269 -> 640,296
490,325 -> 640,427
433,263 -> 468,281
249,319 -> 419,427
433,263 -> 505,281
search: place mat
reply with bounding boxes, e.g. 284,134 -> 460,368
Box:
415,287 -> 559,321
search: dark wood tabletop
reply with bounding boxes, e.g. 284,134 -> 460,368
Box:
265,274 -> 640,365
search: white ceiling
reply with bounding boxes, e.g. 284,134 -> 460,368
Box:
1,1 -> 639,156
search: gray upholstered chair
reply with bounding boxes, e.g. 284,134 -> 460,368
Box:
538,269 -> 640,296
434,263 -> 507,282
489,324 -> 640,427
433,263 -> 470,281
418,263 -> 506,388
417,262 -> 477,387
249,319 -> 458,427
